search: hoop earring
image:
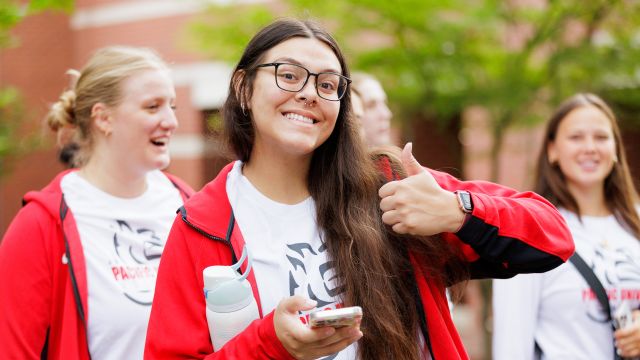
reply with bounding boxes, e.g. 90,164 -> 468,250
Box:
241,102 -> 247,116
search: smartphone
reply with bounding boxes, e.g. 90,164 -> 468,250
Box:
309,306 -> 363,328
614,301 -> 633,330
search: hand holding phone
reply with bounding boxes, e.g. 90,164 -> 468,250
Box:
614,301 -> 633,330
309,306 -> 363,328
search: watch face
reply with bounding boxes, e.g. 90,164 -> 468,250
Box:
458,191 -> 473,213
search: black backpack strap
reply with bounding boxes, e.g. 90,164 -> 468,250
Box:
569,252 -> 620,360
569,253 -> 611,321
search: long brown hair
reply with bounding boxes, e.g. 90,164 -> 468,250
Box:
535,93 -> 640,239
222,18 -> 467,359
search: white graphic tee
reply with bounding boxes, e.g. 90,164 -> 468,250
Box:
227,161 -> 357,360
493,207 -> 640,360
61,170 -> 182,360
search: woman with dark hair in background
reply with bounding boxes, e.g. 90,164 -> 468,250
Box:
493,93 -> 640,359
145,18 -> 573,360
0,46 -> 193,359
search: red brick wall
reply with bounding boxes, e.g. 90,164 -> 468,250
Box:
0,11 -> 73,235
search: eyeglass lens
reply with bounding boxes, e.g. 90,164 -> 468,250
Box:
275,63 -> 347,101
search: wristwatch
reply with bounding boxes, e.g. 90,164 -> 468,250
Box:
454,190 -> 473,214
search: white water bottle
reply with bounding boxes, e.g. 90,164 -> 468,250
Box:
203,246 -> 259,350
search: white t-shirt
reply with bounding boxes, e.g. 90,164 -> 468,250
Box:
493,207 -> 640,360
226,161 -> 357,360
61,170 -> 183,360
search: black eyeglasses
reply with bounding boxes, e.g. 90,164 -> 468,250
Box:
255,62 -> 351,101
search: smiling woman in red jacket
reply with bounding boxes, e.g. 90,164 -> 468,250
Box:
144,18 -> 573,360
0,46 -> 193,360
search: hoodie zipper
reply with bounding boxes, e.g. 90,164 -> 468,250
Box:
59,196 -> 92,359
179,206 -> 238,264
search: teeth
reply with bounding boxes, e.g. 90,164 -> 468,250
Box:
578,160 -> 599,170
285,113 -> 314,124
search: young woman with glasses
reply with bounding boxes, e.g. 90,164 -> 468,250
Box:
0,46 -> 193,359
493,93 -> 640,360
145,18 -> 573,360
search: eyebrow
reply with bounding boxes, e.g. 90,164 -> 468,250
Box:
140,94 -> 176,104
271,57 -> 342,74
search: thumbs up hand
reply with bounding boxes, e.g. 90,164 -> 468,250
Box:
378,143 -> 466,236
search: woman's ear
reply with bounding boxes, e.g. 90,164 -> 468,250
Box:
91,103 -> 113,137
232,70 -> 248,110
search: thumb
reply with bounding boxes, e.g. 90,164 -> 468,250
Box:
401,142 -> 424,176
279,295 -> 317,314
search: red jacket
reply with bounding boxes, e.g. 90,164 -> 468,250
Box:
0,170 -> 193,360
145,162 -> 574,360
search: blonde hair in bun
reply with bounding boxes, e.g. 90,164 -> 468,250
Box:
47,89 -> 76,130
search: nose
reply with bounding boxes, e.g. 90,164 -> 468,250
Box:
381,103 -> 392,121
584,136 -> 597,152
161,106 -> 178,131
295,75 -> 319,104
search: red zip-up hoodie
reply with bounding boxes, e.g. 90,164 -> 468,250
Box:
0,170 -> 193,360
145,162 -> 574,360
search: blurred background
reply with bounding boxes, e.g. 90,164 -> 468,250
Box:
1,0 -> 640,358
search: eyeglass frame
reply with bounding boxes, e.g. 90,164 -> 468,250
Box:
254,62 -> 352,101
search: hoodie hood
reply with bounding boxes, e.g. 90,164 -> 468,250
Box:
22,169 -> 77,223
178,162 -> 236,240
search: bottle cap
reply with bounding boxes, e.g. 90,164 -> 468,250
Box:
203,266 -> 237,290
203,246 -> 255,313
205,279 -> 254,313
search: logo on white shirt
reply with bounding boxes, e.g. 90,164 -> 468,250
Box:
110,220 -> 163,305
288,241 -> 341,307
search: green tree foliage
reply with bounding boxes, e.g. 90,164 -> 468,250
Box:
0,0 -> 73,175
1,0 -> 72,47
191,0 -> 640,180
189,5 -> 274,63
0,88 -> 23,158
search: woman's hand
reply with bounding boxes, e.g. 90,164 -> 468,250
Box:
615,310 -> 640,358
274,296 -> 362,360
379,143 -> 466,236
